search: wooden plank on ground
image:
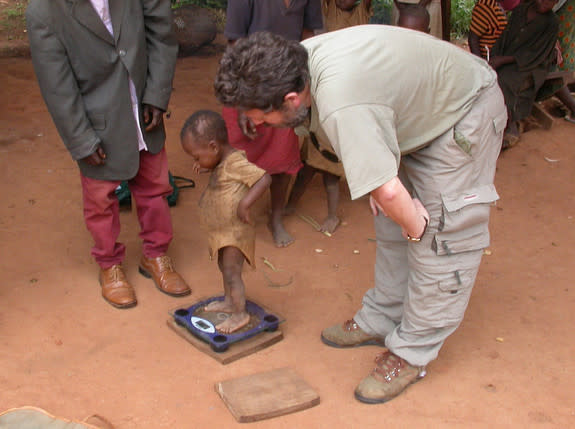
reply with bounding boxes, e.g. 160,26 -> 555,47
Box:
531,102 -> 555,130
215,367 -> 320,423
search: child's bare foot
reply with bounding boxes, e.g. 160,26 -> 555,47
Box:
204,299 -> 234,313
269,221 -> 294,248
320,215 -> 340,234
216,312 -> 250,334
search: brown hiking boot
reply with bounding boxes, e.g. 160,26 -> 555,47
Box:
354,351 -> 426,404
321,319 -> 386,348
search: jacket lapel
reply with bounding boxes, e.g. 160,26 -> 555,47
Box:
69,0 -> 115,45
109,0 -> 126,44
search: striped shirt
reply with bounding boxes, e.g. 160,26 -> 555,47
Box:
470,0 -> 507,59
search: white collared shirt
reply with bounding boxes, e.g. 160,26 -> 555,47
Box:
89,0 -> 147,151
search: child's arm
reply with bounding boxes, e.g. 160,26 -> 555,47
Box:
237,173 -> 272,224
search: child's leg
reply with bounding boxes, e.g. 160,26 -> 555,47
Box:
285,164 -> 317,215
269,173 -> 294,248
320,172 -> 341,234
205,247 -> 250,334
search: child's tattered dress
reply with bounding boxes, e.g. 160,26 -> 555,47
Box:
199,151 -> 266,267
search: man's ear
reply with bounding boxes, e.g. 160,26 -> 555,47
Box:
284,91 -> 303,109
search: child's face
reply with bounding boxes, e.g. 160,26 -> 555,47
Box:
182,135 -> 220,172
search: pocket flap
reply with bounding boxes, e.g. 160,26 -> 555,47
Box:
434,224 -> 490,256
88,113 -> 106,130
492,110 -> 507,135
441,184 -> 499,213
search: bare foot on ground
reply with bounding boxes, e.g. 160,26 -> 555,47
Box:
269,221 -> 294,248
216,312 -> 250,333
320,215 -> 340,234
204,299 -> 234,313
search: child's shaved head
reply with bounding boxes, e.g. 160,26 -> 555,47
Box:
398,5 -> 430,34
180,110 -> 228,145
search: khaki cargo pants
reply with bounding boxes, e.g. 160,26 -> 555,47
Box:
354,83 -> 507,367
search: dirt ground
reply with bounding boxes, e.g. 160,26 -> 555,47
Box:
1,40 -> 575,428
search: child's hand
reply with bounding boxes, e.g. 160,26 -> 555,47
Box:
237,201 -> 252,225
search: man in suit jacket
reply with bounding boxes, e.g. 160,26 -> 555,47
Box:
26,0 -> 191,309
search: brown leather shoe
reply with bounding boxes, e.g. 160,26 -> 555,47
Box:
139,255 -> 191,297
99,265 -> 137,309
321,319 -> 386,348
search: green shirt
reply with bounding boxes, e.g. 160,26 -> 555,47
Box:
301,25 -> 496,199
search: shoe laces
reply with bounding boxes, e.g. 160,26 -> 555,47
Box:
156,255 -> 174,272
108,265 -> 125,282
373,351 -> 405,383
373,351 -> 426,382
343,319 -> 360,332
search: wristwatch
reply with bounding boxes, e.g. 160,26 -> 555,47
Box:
407,216 -> 429,242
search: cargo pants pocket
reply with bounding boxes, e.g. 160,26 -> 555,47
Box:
433,184 -> 499,256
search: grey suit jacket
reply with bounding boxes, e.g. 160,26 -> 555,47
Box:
26,0 -> 178,180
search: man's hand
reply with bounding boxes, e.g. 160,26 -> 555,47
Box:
238,112 -> 258,140
81,144 -> 107,166
143,104 -> 165,132
401,198 -> 430,240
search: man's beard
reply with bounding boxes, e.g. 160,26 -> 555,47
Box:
279,103 -> 309,128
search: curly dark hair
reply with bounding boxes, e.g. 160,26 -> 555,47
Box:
214,32 -> 310,112
180,110 -> 228,145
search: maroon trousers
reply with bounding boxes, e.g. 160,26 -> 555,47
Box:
80,148 -> 172,269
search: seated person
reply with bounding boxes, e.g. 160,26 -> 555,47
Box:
490,0 -> 559,148
180,111 -> 272,333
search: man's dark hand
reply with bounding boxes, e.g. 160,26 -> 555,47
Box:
81,144 -> 107,166
238,112 -> 258,140
143,104 -> 165,132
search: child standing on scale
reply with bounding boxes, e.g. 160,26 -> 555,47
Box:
180,111 -> 271,334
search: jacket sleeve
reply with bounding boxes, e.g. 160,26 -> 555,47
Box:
141,0 -> 178,110
26,1 -> 101,161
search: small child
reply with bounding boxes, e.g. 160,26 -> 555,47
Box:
180,110 -> 272,334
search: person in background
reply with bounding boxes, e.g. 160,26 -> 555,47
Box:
393,0 -> 442,38
322,0 -> 372,32
221,0 -> 323,248
468,0 -> 519,60
286,1 -> 373,234
26,0 -> 191,309
397,3 -> 431,33
490,0 -> 559,148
